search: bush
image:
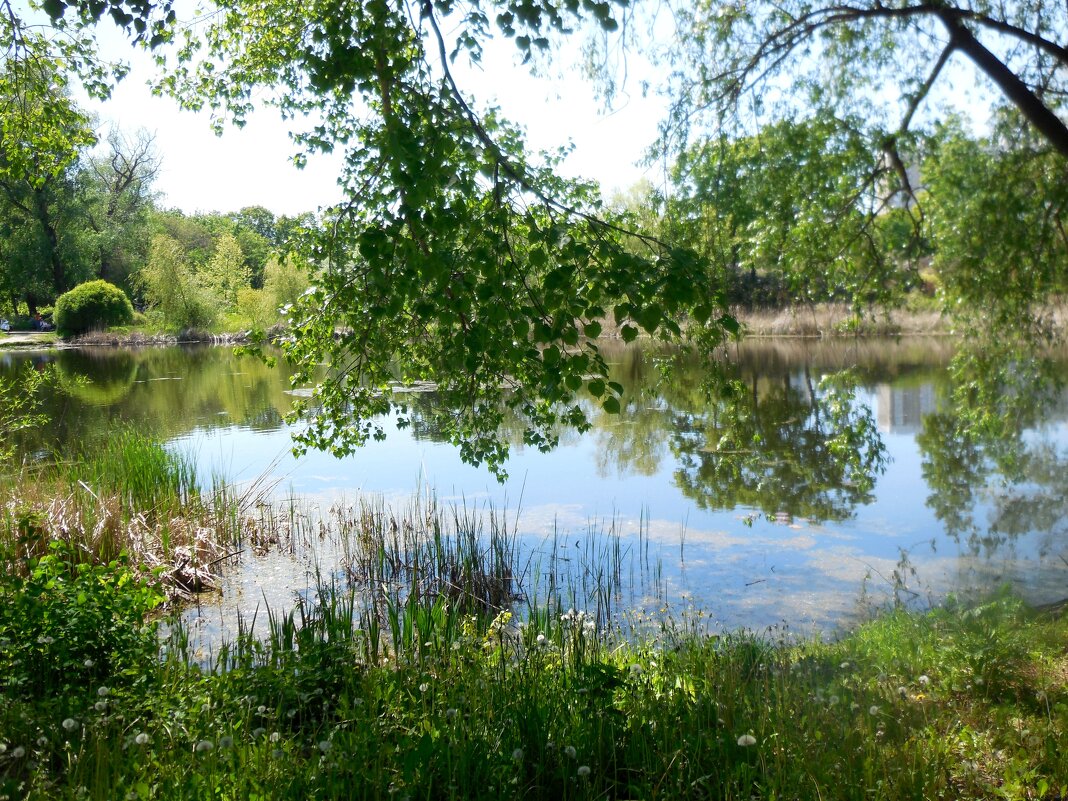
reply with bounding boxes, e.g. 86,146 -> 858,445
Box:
53,280 -> 134,337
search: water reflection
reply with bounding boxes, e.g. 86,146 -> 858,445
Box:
3,337 -> 1066,633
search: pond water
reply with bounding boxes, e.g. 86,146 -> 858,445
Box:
4,338 -> 1067,642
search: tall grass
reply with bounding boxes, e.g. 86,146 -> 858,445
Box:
1,441 -> 1066,799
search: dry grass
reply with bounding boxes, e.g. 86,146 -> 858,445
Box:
735,304 -> 950,338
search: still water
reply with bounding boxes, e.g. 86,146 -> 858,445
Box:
4,338 -> 1067,637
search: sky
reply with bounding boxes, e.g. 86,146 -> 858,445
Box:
78,14 -> 666,217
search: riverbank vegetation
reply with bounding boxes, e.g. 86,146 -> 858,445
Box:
1,451 -> 1066,799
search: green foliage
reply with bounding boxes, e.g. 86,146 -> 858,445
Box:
0,366 -> 51,464
199,231 -> 249,307
667,116 -> 911,309
138,234 -> 217,330
53,280 -> 134,337
0,535 -> 163,701
150,0 -> 730,476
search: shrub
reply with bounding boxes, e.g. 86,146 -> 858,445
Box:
53,280 -> 134,337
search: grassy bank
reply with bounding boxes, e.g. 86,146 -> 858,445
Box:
1,442 -> 1066,800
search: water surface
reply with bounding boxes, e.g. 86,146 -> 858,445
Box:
5,338 -> 1066,639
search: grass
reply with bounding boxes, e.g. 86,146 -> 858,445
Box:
1,445 -> 1066,800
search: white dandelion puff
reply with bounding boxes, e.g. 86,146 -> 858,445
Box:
512,748 -> 523,761
577,765 -> 591,777
564,745 -> 577,759
195,740 -> 214,753
737,734 -> 757,747
134,733 -> 150,746
62,718 -> 78,732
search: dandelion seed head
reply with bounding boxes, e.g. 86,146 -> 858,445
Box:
577,765 -> 591,777
318,741 -> 332,753
62,718 -> 78,732
445,708 -> 458,720
536,633 -> 546,646
97,687 -> 110,698
270,731 -> 281,742
897,686 -> 908,698
219,736 -> 234,749
828,695 -> 839,706
564,745 -> 576,759
512,748 -> 523,761
82,659 -> 94,669
94,701 -> 107,712
917,675 -> 930,686
256,705 -> 267,715
252,727 -> 266,738
629,664 -> 643,676
737,734 -> 757,747
134,732 -> 150,746
12,746 -> 25,759
869,706 -> 880,716
36,737 -> 48,747
418,683 -> 429,694
195,739 -> 214,753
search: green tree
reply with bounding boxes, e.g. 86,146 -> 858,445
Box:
129,0 -> 731,474
137,233 -> 215,329
82,128 -> 159,288
0,30 -> 98,309
656,0 -> 1068,321
199,231 -> 249,308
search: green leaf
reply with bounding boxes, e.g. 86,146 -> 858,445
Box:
602,397 -> 621,414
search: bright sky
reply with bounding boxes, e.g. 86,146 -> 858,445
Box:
81,16 -> 664,217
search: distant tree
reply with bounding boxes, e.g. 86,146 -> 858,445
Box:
82,128 -> 159,287
0,30 -> 97,309
199,231 -> 249,307
137,234 -> 215,329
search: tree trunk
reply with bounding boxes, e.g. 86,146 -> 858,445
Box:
939,12 -> 1068,158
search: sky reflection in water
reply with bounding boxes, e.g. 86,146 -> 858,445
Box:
5,338 -> 1067,643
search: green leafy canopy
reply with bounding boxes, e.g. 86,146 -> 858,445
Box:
134,0 -> 733,476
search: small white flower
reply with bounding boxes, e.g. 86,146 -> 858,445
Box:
195,739 -> 214,753
256,705 -> 267,715
62,718 -> 78,732
512,748 -> 523,761
134,733 -> 150,746
12,746 -> 25,759
418,683 -> 429,694
83,659 -> 94,669
318,741 -> 332,753
564,745 -> 576,759
97,687 -> 110,698
270,732 -> 281,743
897,686 -> 908,698
577,765 -> 591,777
917,675 -> 930,686
219,736 -> 234,749
536,633 -> 546,647
869,706 -> 880,716
737,734 -> 757,747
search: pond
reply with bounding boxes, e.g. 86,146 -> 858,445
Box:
3,338 -> 1067,643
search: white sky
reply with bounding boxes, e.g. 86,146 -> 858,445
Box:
80,16 -> 664,217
